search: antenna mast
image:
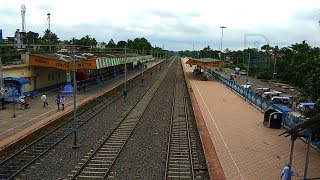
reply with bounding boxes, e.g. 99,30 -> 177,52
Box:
21,4 -> 26,32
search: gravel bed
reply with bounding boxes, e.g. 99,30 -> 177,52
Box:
108,59 -> 209,179
107,58 -> 177,179
16,61 -> 168,179
16,58 -> 209,179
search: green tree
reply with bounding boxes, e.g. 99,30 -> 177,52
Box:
26,31 -> 39,44
38,29 -> 59,52
0,46 -> 21,64
106,39 -> 116,49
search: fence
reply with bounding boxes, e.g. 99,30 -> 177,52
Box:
204,68 -> 320,150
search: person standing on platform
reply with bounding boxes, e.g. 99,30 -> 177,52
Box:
82,83 -> 86,92
280,164 -> 297,180
77,84 -> 80,95
0,89 -> 5,110
41,94 -> 48,108
60,96 -> 65,111
55,95 -> 61,111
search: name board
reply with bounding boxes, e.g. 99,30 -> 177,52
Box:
76,60 -> 96,69
29,55 -> 96,70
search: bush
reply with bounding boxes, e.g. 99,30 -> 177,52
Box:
256,70 -> 273,80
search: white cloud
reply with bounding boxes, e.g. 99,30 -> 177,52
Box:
1,0 -> 320,50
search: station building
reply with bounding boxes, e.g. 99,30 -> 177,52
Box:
2,52 -> 153,101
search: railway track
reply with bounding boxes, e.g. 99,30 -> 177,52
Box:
164,62 -> 195,180
0,62 -> 165,180
67,57 -> 176,179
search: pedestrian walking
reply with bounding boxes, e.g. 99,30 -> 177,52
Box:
60,96 -> 65,111
280,164 -> 297,180
0,89 -> 5,110
77,85 -> 80,95
55,95 -> 61,111
82,83 -> 86,92
41,94 -> 48,108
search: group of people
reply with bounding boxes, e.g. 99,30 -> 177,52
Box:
77,83 -> 87,95
41,94 -> 65,111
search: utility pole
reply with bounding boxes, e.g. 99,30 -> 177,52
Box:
47,12 -> 51,53
72,40 -> 78,149
193,44 -> 195,58
141,48 -> 144,87
162,44 -> 164,59
0,57 -> 5,110
273,57 -> 277,79
247,53 -> 250,83
0,57 -> 3,90
124,45 -> 127,101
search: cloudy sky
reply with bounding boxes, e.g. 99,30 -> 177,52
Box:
1,0 -> 320,51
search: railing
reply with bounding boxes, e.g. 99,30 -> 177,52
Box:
204,68 -> 320,150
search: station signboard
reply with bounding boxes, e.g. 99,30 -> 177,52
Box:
29,55 -> 97,70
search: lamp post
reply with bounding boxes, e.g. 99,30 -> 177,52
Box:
220,26 -> 226,61
141,48 -> 144,87
273,57 -> 277,79
0,57 -> 4,110
247,53 -> 250,83
124,45 -> 127,101
71,40 -> 78,149
47,12 -> 51,53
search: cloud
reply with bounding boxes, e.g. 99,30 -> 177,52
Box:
1,0 -> 320,51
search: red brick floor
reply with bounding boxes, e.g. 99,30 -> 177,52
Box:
182,59 -> 320,180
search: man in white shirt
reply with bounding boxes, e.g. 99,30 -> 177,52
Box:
41,94 -> 48,108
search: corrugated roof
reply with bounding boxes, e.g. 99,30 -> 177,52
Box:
31,53 -> 140,62
188,57 -> 222,63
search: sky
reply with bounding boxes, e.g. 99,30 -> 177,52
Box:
1,0 -> 320,51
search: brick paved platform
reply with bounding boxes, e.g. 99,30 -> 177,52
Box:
0,60 -> 163,152
182,59 -> 320,180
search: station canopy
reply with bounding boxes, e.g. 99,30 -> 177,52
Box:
185,58 -> 224,67
28,52 -> 153,71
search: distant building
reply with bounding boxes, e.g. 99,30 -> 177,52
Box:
14,29 -> 27,49
95,42 -> 106,49
4,29 -> 41,49
4,29 -> 27,49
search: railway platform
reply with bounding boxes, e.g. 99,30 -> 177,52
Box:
182,59 -> 320,179
0,59 -> 163,153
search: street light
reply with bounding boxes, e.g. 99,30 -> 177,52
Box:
71,40 -> 78,149
141,48 -> 145,87
220,26 -> 226,61
273,58 -> 277,79
124,45 -> 127,101
247,53 -> 250,83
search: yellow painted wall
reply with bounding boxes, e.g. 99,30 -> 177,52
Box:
33,67 -> 67,90
3,65 -> 35,92
3,64 -> 68,93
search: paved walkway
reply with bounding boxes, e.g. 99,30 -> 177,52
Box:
182,59 -> 320,180
0,59 -> 163,151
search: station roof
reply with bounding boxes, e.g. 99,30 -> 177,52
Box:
186,58 -> 224,67
28,52 -> 153,70
31,52 -> 140,62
